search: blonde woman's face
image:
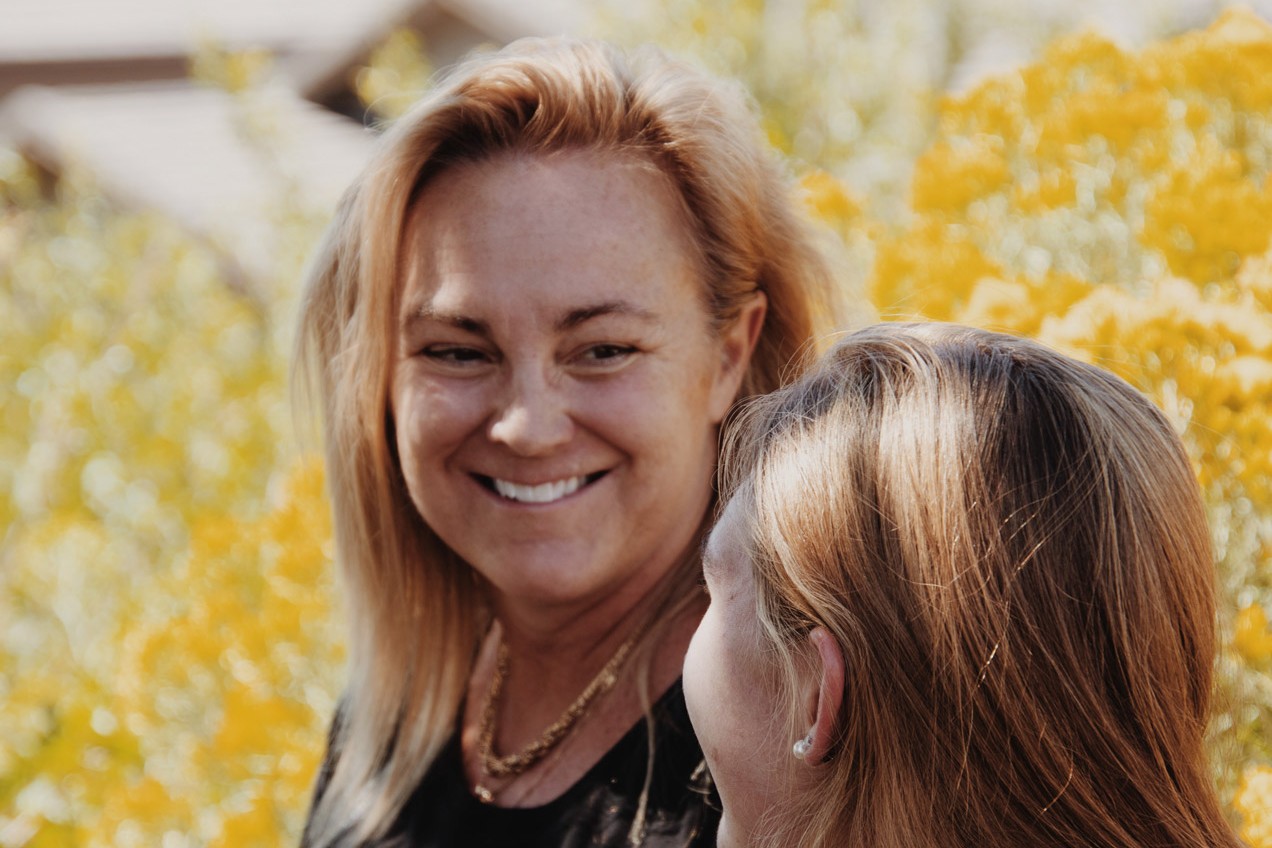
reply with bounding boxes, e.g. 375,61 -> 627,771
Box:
685,498 -> 790,848
391,151 -> 758,612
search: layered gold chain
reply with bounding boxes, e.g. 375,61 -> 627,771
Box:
473,631 -> 639,802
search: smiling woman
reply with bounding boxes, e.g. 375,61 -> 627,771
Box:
393,152 -> 748,611
293,37 -> 842,847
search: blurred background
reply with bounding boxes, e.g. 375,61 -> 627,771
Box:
3,1 -> 1272,845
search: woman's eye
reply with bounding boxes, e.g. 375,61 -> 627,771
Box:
579,344 -> 637,364
420,345 -> 490,364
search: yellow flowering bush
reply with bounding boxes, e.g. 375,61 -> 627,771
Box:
0,134 -> 340,843
5,7 -> 1272,845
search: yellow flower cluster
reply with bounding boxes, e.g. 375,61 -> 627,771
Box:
1242,766 -> 1272,846
96,458 -> 341,847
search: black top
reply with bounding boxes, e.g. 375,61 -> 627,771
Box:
303,680 -> 720,848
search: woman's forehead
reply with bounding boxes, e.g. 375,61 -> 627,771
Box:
395,150 -> 707,325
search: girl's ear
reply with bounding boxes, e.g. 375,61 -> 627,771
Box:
797,626 -> 844,764
707,291 -> 768,422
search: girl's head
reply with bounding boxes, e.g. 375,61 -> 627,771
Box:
687,323 -> 1233,848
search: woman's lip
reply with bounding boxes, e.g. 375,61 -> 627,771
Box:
473,471 -> 608,505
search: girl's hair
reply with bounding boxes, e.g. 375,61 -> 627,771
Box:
294,36 -> 840,846
722,323 -> 1241,848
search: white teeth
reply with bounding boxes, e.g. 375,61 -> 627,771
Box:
492,475 -> 585,504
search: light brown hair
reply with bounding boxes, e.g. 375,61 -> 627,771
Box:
295,36 -> 841,846
723,322 -> 1241,848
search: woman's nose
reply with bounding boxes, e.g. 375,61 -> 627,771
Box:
487,369 -> 574,456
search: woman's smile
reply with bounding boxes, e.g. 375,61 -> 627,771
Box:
474,471 -> 610,505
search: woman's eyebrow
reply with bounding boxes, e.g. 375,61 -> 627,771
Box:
557,301 -> 658,332
401,301 -> 657,335
401,306 -> 488,336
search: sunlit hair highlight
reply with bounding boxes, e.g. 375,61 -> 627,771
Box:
721,322 -> 1241,848
294,36 -> 840,846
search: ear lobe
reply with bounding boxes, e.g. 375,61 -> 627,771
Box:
802,626 -> 845,765
707,291 -> 768,422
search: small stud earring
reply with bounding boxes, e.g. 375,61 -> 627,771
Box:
792,734 -> 813,759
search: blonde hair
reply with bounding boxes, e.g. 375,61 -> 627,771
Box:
295,36 -> 839,846
722,323 -> 1241,848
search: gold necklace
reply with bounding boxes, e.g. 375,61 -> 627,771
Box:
473,631 -> 638,803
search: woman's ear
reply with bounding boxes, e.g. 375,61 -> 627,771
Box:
797,626 -> 844,765
708,291 -> 768,422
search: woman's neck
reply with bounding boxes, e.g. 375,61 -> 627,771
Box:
461,590 -> 706,808
486,552 -> 694,684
